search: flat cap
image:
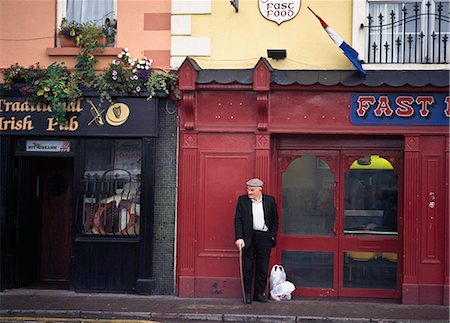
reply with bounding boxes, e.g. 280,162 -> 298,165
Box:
246,178 -> 264,187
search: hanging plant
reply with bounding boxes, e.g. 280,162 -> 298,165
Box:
2,49 -> 178,123
23,62 -> 82,124
95,48 -> 179,103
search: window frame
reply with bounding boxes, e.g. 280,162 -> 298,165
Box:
352,0 -> 450,69
56,0 -> 118,47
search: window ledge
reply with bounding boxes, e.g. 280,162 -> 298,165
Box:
46,47 -> 122,56
364,64 -> 450,71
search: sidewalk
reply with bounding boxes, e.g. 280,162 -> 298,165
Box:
0,289 -> 448,323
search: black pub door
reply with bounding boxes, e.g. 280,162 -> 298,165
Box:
16,157 -> 73,288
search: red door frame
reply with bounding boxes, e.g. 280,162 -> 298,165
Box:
275,144 -> 403,299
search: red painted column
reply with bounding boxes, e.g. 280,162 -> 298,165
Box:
177,131 -> 198,296
444,136 -> 449,306
253,58 -> 271,191
176,58 -> 199,296
402,135 -> 421,304
255,133 -> 271,191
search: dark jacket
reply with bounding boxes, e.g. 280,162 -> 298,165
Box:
234,194 -> 279,247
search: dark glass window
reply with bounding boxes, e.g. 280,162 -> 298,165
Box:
344,155 -> 398,236
81,139 -> 141,237
282,156 -> 335,236
282,251 -> 334,288
343,251 -> 397,289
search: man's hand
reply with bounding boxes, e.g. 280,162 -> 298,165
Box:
235,239 -> 245,250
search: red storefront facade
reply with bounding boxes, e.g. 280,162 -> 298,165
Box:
176,58 -> 449,305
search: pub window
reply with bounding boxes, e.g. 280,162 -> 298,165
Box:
57,0 -> 117,47
81,139 -> 141,237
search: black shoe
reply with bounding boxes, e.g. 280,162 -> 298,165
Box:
253,294 -> 267,303
244,294 -> 252,304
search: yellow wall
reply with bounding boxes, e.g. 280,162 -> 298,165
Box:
191,0 -> 354,69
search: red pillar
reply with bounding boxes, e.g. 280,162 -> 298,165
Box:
176,58 -> 199,296
402,135 -> 421,304
177,131 -> 198,296
444,136 -> 449,306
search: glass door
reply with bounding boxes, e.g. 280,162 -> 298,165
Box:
277,150 -> 340,297
339,151 -> 402,298
277,149 -> 402,298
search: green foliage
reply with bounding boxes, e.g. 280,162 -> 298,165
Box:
59,18 -> 80,40
2,48 -> 179,123
95,48 -> 179,103
145,72 -> 179,99
2,62 -> 45,88
26,62 -> 82,124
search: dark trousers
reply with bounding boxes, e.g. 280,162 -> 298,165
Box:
242,230 -> 272,297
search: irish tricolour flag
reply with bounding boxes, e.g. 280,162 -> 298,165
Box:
308,7 -> 366,76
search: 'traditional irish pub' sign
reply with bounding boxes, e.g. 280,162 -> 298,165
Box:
0,96 -> 158,136
351,93 -> 450,126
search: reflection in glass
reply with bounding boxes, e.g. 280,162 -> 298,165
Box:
282,251 -> 334,288
282,156 -> 335,236
343,251 -> 397,289
82,139 -> 142,237
344,155 -> 398,235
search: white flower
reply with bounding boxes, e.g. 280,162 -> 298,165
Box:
124,48 -> 129,52
112,70 -> 118,76
118,53 -> 123,58
112,75 -> 117,80
136,86 -> 141,92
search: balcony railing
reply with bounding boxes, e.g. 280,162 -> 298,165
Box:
365,1 -> 449,64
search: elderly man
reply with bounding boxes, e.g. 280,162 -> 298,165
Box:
234,178 -> 279,304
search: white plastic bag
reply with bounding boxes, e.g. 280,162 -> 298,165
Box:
269,264 -> 296,301
270,281 -> 296,301
269,264 -> 286,290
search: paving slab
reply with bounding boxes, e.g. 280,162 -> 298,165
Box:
0,289 -> 448,323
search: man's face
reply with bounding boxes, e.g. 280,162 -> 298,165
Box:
247,186 -> 262,200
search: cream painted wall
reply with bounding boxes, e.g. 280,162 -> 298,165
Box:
186,0 -> 356,70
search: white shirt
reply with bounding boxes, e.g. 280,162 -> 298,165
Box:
252,197 -> 268,231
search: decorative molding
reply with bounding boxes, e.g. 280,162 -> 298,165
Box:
197,84 -> 253,91
256,93 -> 269,131
253,58 -> 271,91
255,134 -> 271,192
182,92 -> 195,130
183,132 -> 198,148
256,134 -> 270,149
405,136 -> 420,152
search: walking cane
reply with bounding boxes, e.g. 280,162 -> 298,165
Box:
239,245 -> 246,303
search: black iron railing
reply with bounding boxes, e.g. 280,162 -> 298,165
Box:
365,1 -> 449,63
81,169 -> 140,237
